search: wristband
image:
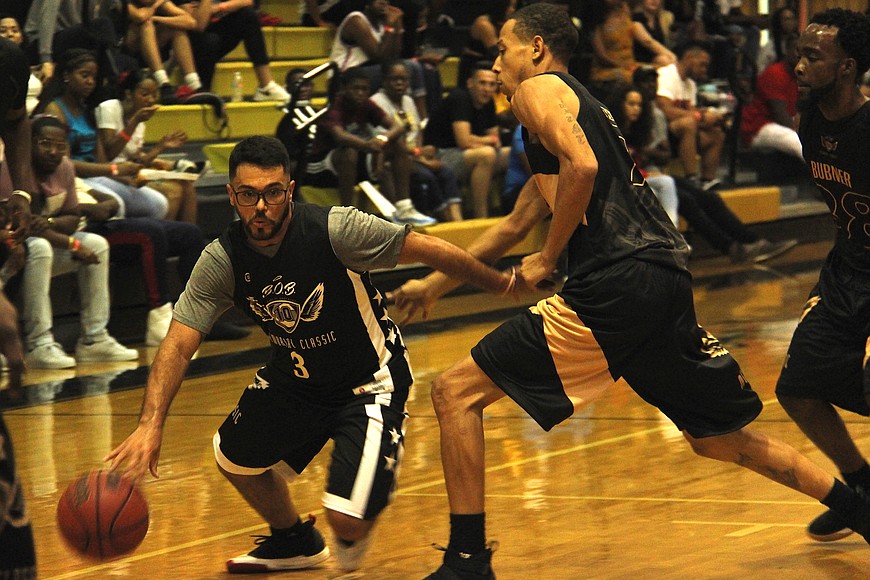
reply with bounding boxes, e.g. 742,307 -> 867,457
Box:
383,26 -> 395,33
11,190 -> 31,203
47,217 -> 55,226
118,130 -> 132,143
694,110 -> 703,122
501,266 -> 517,296
111,163 -> 119,176
68,236 -> 81,252
375,134 -> 389,143
412,147 -> 421,156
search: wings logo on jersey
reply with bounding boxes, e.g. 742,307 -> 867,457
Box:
248,283 -> 324,334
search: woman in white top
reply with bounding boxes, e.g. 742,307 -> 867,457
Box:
95,68 -> 197,223
0,16 -> 42,115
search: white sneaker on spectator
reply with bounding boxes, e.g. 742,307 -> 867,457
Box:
25,342 -> 76,369
391,199 -> 437,227
146,302 -> 173,346
253,81 -> 291,103
76,335 -> 139,362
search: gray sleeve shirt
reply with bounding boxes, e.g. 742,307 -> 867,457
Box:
173,206 -> 409,334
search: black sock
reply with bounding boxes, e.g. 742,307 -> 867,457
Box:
271,518 -> 304,537
821,480 -> 870,534
448,513 -> 486,555
842,462 -> 870,489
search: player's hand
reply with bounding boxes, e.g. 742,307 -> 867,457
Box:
159,130 -> 187,149
72,246 -> 100,264
387,279 -> 437,325
518,252 -> 556,290
104,424 -> 164,482
132,104 -> 160,124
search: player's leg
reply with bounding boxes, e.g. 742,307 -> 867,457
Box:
776,278 -> 870,541
216,372 -> 331,573
323,382 -> 410,572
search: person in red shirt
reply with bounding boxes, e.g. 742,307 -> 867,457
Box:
740,33 -> 802,159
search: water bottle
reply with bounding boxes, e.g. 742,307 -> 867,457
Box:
231,72 -> 243,103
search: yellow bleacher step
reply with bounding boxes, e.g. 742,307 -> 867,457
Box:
210,59 -> 331,98
144,101 -> 285,143
258,0 -> 302,25
677,185 -> 782,231
224,27 -> 333,61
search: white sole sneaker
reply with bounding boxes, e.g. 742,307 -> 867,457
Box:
226,546 -> 330,573
333,534 -> 372,572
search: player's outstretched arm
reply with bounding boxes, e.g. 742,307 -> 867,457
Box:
398,232 -> 516,297
389,179 -> 550,322
104,320 -> 203,481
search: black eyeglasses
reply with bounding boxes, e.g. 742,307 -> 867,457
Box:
229,184 -> 290,206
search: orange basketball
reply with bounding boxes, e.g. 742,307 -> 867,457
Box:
56,470 -> 149,559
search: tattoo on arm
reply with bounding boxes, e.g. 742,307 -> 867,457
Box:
558,102 -> 586,146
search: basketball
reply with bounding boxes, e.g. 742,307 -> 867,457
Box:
56,470 -> 149,559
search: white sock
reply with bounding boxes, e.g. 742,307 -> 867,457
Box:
184,73 -> 202,91
153,69 -> 170,86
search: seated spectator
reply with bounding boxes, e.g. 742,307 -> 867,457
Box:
3,114 -> 139,369
371,60 -> 462,222
740,33 -> 802,160
38,49 -> 169,219
588,0 -> 675,90
632,0 -> 675,64
300,0 -> 364,28
0,15 -> 42,115
123,0 -> 203,102
305,68 -> 435,226
328,0 -> 429,118
756,6 -> 798,72
77,183 -> 249,345
276,68 -> 319,175
95,68 -> 198,223
656,41 -> 728,190
424,62 -> 509,218
456,0 -> 516,87
625,72 -> 798,263
177,0 -> 290,102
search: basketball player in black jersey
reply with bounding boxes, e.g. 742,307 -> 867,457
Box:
774,8 -> 870,544
417,5 -> 870,578
0,36 -> 36,579
105,135 -> 517,574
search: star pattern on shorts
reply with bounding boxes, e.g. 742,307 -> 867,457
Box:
389,428 -> 402,445
384,453 -> 397,472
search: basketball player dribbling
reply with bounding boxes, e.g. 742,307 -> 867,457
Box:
774,8 -> 870,544
407,5 -> 870,578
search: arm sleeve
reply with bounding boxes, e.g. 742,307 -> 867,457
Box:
327,206 -> 410,271
94,100 -> 124,131
173,240 -> 237,334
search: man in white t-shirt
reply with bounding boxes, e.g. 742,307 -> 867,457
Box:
656,41 -> 728,189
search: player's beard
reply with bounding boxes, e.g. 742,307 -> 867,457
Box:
241,203 -> 291,241
797,78 -> 835,112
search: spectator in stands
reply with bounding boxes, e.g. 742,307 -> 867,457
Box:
177,0 -> 290,102
588,0 -> 676,90
123,0 -> 203,102
38,49 -> 169,219
456,0 -> 516,87
424,62 -> 508,218
0,15 -> 42,115
95,68 -> 198,223
8,114 -> 140,369
740,33 -> 802,160
628,70 -> 798,263
756,6 -> 798,72
632,0 -> 675,64
371,60 -> 462,222
656,41 -> 728,190
305,68 -> 436,225
328,0 -> 429,118
276,68 -> 319,175
301,0 -> 364,28
78,184 -> 250,345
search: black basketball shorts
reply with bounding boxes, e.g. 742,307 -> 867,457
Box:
472,259 -> 762,437
776,252 -> 870,416
214,370 -> 410,520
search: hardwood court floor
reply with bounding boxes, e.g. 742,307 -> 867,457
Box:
5,240 -> 870,579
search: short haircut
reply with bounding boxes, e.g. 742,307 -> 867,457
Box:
284,67 -> 310,88
470,59 -> 495,75
810,8 -> 870,78
340,67 -> 370,88
228,136 -> 291,179
381,59 -> 408,77
675,40 -> 712,59
31,114 -> 69,136
509,3 -> 578,65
